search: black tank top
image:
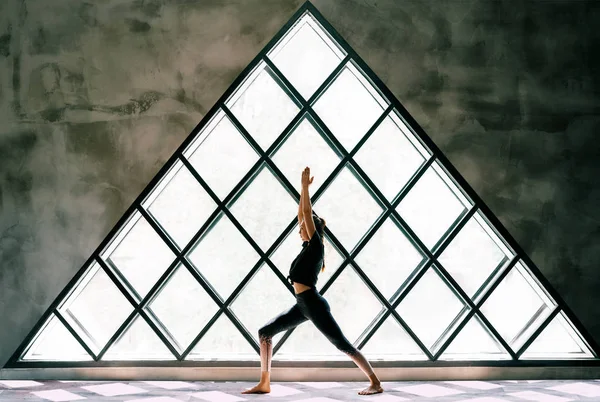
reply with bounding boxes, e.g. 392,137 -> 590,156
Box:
286,231 -> 324,288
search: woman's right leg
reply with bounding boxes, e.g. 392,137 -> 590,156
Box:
241,303 -> 307,394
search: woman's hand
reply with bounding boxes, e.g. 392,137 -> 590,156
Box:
301,167 -> 314,187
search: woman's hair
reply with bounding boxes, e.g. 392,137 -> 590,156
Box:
312,212 -> 327,272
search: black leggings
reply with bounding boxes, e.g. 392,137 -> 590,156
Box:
258,287 -> 357,355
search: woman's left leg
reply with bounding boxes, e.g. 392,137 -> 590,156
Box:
300,292 -> 383,395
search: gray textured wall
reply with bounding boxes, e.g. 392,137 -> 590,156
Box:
1,0 -> 599,367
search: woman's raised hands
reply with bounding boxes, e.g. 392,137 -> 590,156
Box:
301,167 -> 314,187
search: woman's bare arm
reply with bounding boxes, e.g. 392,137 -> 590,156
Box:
301,168 -> 316,238
298,186 -> 305,225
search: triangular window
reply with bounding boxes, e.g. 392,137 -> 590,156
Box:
7,1 -> 597,367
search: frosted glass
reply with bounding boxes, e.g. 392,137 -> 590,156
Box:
104,315 -> 174,360
148,265 -> 219,352
355,217 -> 424,301
271,117 -> 341,193
59,262 -> 133,354
397,164 -> 468,250
396,268 -> 465,352
187,213 -> 261,301
439,212 -> 508,298
314,64 -> 387,152
144,161 -> 217,250
23,314 -> 92,361
441,315 -> 510,360
269,13 -> 345,100
184,110 -> 259,201
230,166 -> 297,252
315,167 -> 383,251
103,212 -> 176,300
481,261 -> 556,351
227,62 -> 299,151
355,113 -> 428,201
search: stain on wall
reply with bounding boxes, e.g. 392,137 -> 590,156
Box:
1,0 -> 599,366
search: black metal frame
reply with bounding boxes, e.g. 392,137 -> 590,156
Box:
6,0 -> 599,369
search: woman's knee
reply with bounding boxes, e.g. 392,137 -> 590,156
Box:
332,338 -> 357,355
258,325 -> 274,340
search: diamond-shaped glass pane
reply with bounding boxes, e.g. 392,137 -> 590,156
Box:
313,63 -> 387,152
360,315 -> 427,360
440,314 -> 509,360
230,264 -> 295,343
521,312 -> 594,359
147,264 -> 219,352
270,226 -> 344,292
187,313 -> 258,361
481,261 -> 556,351
268,13 -> 345,100
397,163 -> 471,250
275,320 -> 347,361
187,213 -> 261,301
230,166 -> 297,251
102,211 -> 176,300
103,315 -> 174,360
271,116 -> 341,193
143,161 -> 217,250
355,112 -> 429,201
355,217 -> 424,301
315,167 -> 383,251
184,110 -> 260,201
439,211 -> 514,298
396,268 -> 467,352
226,61 -> 299,151
322,266 -> 384,344
22,314 -> 92,361
59,261 -> 133,354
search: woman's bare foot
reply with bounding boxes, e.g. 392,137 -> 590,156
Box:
358,382 -> 383,395
241,382 -> 271,394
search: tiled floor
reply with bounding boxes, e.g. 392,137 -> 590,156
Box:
0,380 -> 599,401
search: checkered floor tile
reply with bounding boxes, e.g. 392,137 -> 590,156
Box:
0,379 -> 598,401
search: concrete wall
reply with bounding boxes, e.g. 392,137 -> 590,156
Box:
1,0 -> 599,367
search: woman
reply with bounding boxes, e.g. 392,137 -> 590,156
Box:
242,167 -> 384,396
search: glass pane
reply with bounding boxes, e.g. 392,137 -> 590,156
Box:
147,264 -> 219,352
271,117 -> 341,193
270,226 -> 344,292
187,313 -> 258,361
397,163 -> 469,250
59,261 -> 133,354
354,112 -> 429,201
521,312 -> 593,359
355,217 -> 424,301
184,110 -> 260,201
103,315 -> 174,360
22,314 -> 92,361
101,211 -> 176,300
315,167 -> 383,251
313,63 -> 387,152
268,13 -> 345,100
360,316 -> 427,360
481,261 -> 556,351
396,268 -> 466,352
440,314 -> 510,360
143,161 -> 217,250
187,213 -> 261,301
230,166 -> 298,251
226,61 -> 299,151
275,320 -> 347,361
439,211 -> 512,298
230,264 -> 295,344
322,266 -> 384,344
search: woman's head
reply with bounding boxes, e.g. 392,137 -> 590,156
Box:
299,212 -> 326,242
